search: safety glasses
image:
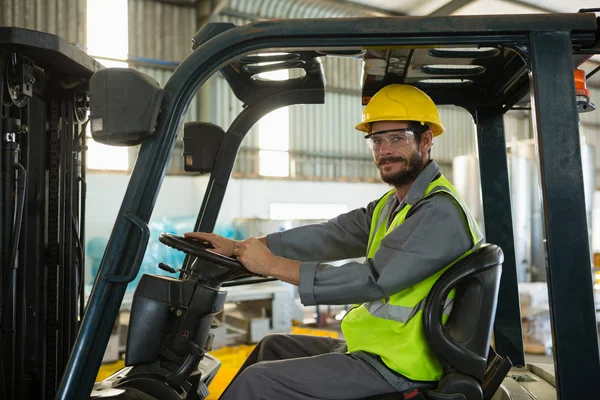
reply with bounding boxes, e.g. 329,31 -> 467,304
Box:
365,128 -> 416,151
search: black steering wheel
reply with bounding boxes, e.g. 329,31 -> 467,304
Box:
159,233 -> 245,269
159,233 -> 277,286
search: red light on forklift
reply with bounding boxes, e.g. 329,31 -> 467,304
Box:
575,69 -> 595,113
575,69 -> 590,98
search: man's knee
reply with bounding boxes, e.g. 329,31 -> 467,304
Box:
254,333 -> 292,354
220,363 -> 275,400
257,333 -> 288,346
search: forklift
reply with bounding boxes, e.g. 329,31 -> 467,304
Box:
54,9 -> 600,400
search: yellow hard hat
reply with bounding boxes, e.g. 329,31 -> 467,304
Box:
355,84 -> 445,136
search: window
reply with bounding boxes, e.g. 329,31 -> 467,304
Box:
85,0 -> 129,171
87,0 -> 128,61
270,203 -> 349,220
258,69 -> 290,177
259,150 -> 289,177
86,139 -> 129,171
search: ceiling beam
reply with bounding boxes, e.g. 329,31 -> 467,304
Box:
220,1 -> 405,21
429,0 -> 559,16
429,0 -> 476,16
334,1 -> 406,16
501,0 -> 556,13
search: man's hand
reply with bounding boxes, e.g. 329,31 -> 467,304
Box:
183,233 -> 301,286
232,238 -> 277,276
183,232 -> 236,256
233,238 -> 301,285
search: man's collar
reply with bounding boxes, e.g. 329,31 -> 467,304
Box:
404,161 -> 440,205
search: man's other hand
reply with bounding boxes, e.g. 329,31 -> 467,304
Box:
233,238 -> 276,276
183,232 -> 236,256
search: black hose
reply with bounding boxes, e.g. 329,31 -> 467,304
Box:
71,120 -> 88,319
74,119 -> 88,152
71,214 -> 85,319
79,129 -> 87,319
0,162 -> 26,400
0,163 -> 27,315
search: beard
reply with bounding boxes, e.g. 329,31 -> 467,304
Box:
375,151 -> 423,187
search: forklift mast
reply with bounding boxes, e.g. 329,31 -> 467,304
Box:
0,28 -> 101,399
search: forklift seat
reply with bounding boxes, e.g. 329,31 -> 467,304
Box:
365,243 -> 508,400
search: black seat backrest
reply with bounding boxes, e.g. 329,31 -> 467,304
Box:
423,244 -> 503,382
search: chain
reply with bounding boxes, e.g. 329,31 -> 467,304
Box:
46,99 -> 60,399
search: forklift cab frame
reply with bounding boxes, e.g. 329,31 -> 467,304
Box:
60,11 -> 600,400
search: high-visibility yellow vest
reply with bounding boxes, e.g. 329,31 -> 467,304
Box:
341,174 -> 483,382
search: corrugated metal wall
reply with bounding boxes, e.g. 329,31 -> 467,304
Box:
287,55 -> 369,179
225,0 -> 387,18
433,107 -> 477,168
1,0 -> 86,46
321,56 -> 364,90
127,0 -> 197,62
289,91 -> 372,179
433,109 -> 532,164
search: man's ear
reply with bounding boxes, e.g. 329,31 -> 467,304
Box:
420,130 -> 433,153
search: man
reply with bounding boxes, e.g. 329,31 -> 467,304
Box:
185,84 -> 483,399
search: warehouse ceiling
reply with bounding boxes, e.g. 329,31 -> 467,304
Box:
343,0 -> 599,15
340,0 -> 600,78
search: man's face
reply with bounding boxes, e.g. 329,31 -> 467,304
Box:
368,121 -> 428,187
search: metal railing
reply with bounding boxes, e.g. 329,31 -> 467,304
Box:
232,147 -> 380,181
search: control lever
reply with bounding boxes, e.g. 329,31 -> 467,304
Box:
166,341 -> 204,388
158,262 -> 183,274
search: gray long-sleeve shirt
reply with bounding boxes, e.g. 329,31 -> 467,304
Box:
266,161 -> 474,307
265,161 -> 477,390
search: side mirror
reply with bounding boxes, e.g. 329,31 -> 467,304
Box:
89,68 -> 163,146
182,122 -> 226,174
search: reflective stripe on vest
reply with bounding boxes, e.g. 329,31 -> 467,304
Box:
365,297 -> 454,324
